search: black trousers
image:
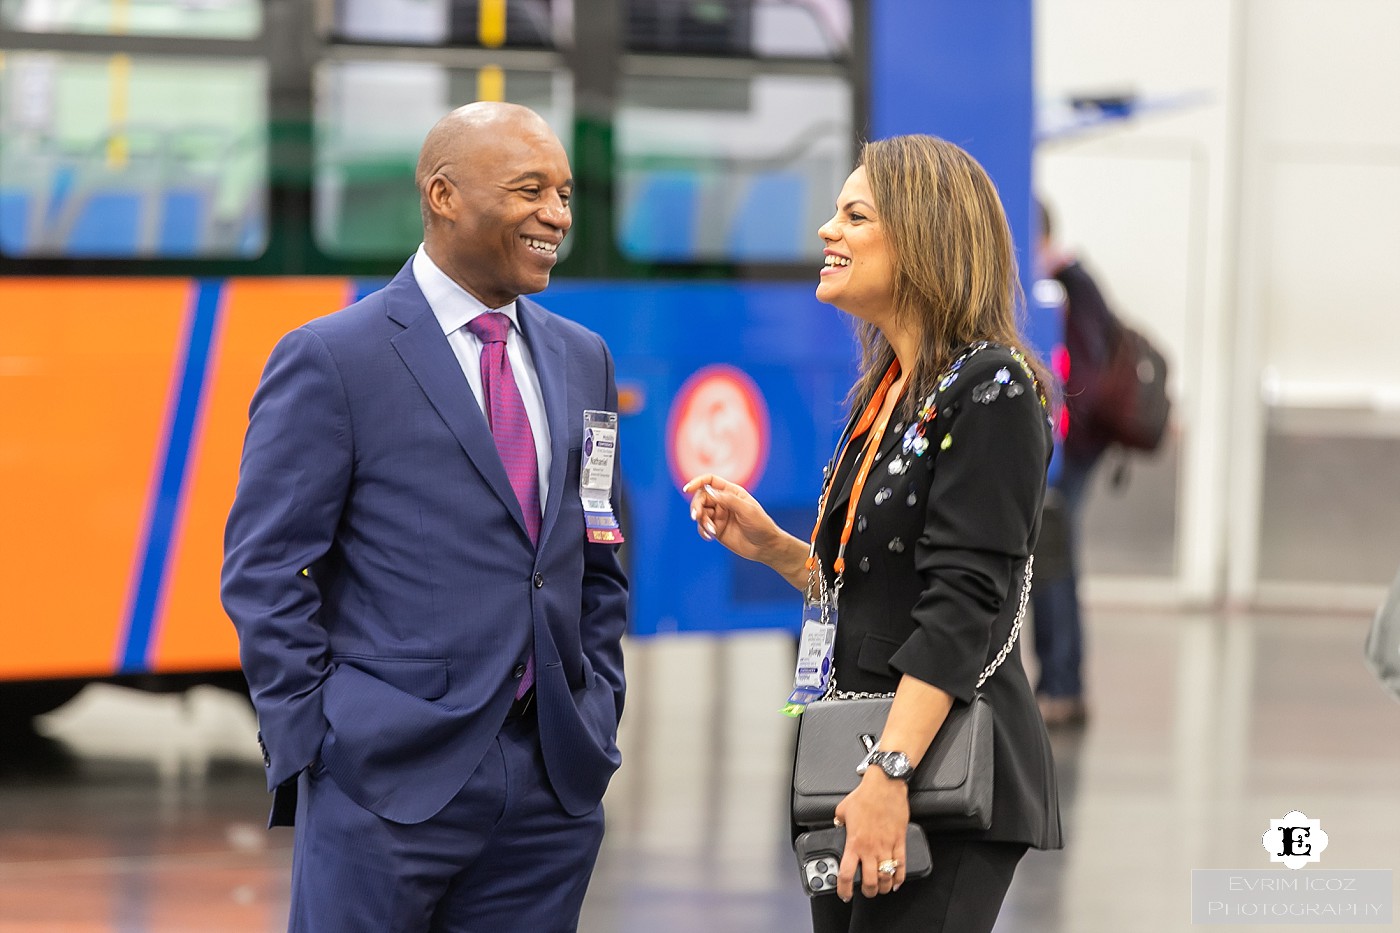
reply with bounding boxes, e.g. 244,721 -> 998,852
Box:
810,839 -> 1028,933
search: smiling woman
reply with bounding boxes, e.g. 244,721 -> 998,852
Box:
684,135 -> 1059,933
815,166 -> 894,326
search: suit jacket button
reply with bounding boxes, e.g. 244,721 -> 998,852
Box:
533,573 -> 544,589
513,663 -> 527,678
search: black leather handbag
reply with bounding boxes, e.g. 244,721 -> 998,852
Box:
791,557 -> 1032,831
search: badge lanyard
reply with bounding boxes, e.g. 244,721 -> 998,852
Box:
784,359 -> 903,716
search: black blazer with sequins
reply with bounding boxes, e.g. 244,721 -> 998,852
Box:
812,342 -> 1063,851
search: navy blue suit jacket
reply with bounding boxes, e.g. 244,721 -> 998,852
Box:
222,261 -> 628,826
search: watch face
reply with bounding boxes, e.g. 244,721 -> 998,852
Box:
880,752 -> 912,779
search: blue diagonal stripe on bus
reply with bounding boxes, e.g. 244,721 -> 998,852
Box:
117,279 -> 224,673
351,278 -> 387,303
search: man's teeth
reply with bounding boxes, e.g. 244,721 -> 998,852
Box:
525,237 -> 557,253
824,255 -> 851,267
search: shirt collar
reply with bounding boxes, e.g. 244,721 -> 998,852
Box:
412,244 -> 520,337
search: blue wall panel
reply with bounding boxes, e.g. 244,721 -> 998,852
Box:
870,0 -> 1054,357
544,280 -> 856,635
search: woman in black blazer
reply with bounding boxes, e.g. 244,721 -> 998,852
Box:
685,135 -> 1062,933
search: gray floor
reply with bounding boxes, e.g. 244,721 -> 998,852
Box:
3,608 -> 1399,932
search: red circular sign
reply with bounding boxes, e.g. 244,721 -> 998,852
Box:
667,365 -> 770,491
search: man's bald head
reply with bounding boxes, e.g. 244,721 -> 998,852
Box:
415,102 -> 555,217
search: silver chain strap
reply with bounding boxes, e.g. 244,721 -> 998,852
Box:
974,554 -> 1034,688
824,555 -> 1034,701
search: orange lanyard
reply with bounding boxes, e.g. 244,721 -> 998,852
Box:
807,359 -> 903,576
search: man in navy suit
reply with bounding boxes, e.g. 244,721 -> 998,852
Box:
222,102 -> 628,932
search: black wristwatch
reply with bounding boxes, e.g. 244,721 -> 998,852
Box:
857,748 -> 914,781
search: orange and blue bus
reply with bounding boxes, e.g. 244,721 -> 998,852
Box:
0,0 -> 1037,721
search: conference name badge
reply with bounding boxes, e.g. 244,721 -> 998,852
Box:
784,592 -> 837,717
581,410 -> 625,544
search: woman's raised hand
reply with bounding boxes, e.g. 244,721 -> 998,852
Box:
682,475 -> 812,590
682,474 -> 779,562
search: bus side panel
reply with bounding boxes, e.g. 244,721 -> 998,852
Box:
152,278 -> 354,673
0,279 -> 193,680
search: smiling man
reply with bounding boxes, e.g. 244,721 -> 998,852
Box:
222,102 -> 628,933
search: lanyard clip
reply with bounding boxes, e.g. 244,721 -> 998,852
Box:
833,540 -> 849,576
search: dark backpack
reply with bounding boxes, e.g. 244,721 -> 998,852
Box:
1081,316 -> 1171,452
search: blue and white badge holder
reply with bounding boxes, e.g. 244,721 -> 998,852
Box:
785,567 -> 839,717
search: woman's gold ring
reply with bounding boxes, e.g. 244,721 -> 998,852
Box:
878,859 -> 899,876
832,817 -> 843,828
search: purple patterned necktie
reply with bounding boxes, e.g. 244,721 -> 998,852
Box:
466,311 -> 538,697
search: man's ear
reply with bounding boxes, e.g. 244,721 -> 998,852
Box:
425,174 -> 457,224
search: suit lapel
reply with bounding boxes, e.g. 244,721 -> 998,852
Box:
384,264 -> 530,539
518,297 -> 569,545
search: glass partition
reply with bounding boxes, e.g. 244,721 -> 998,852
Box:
0,0 -> 261,39
332,0 -> 567,48
313,60 -> 572,258
0,51 -> 268,258
626,0 -> 851,59
615,71 -> 851,263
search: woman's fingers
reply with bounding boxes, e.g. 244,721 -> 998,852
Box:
876,851 -> 896,895
684,474 -> 775,561
686,480 -> 722,541
684,474 -> 748,503
686,476 -> 741,542
836,831 -> 887,900
834,818 -> 907,899
682,473 -> 732,495
680,474 -> 712,495
861,853 -> 881,899
836,847 -> 858,902
840,849 -> 899,899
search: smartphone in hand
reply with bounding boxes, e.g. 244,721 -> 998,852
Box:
793,823 -> 933,896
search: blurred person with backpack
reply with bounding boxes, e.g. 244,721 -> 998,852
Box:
1030,199 -> 1170,728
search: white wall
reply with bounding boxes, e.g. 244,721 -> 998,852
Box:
1035,0 -> 1400,605
1245,0 -> 1400,393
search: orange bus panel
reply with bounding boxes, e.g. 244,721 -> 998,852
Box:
0,280 -> 192,680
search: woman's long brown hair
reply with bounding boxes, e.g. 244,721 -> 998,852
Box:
846,135 -> 1053,417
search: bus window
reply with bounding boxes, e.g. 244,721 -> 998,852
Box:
626,0 -> 851,60
313,60 -> 572,259
0,52 -> 268,258
0,0 -> 261,39
615,71 -> 851,263
332,0 -> 566,49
